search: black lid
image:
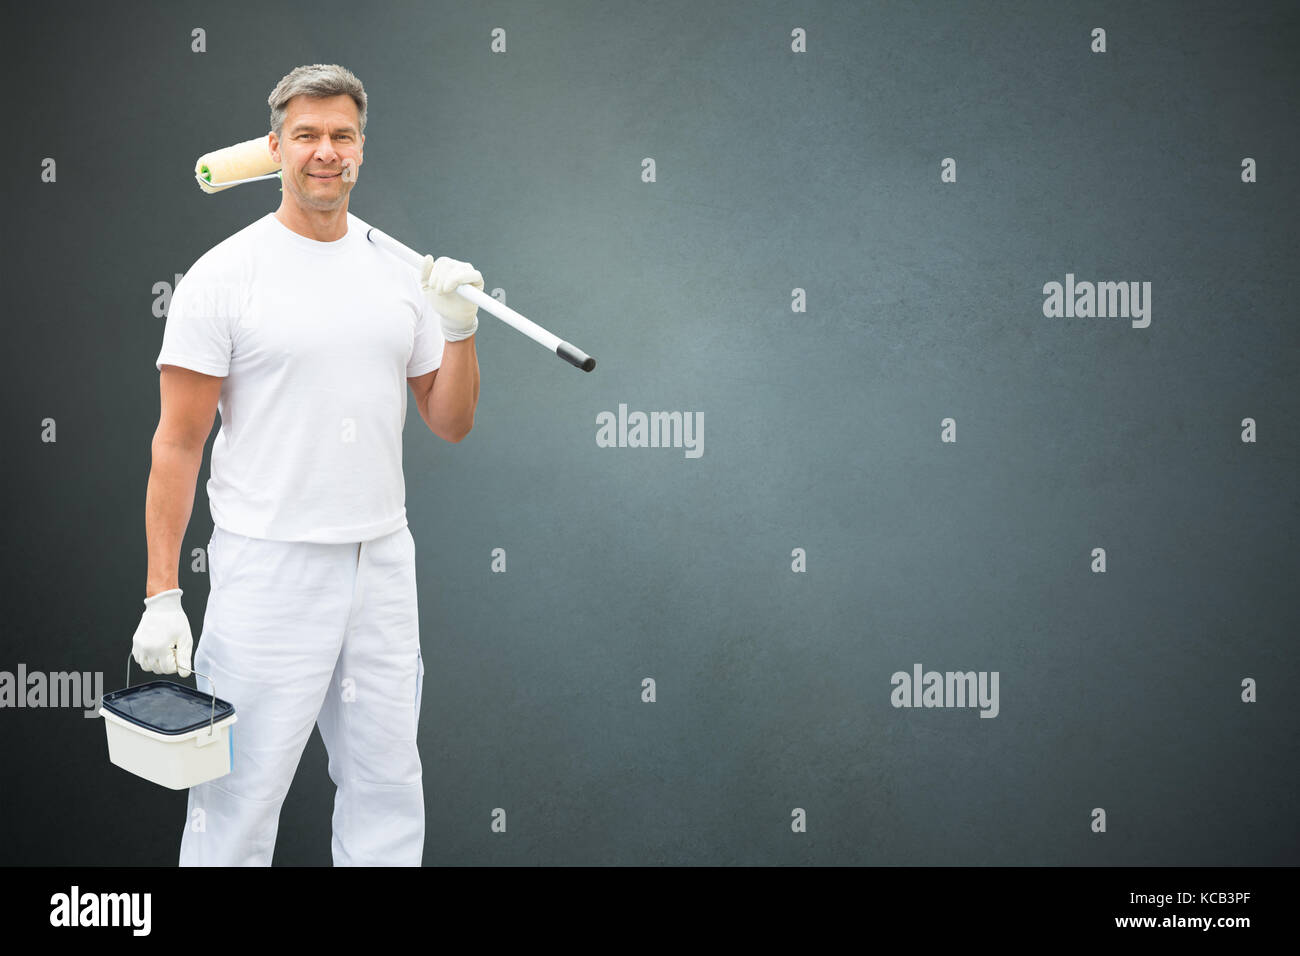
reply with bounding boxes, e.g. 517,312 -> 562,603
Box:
101,680 -> 236,736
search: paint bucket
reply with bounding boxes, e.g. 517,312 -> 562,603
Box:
99,652 -> 237,790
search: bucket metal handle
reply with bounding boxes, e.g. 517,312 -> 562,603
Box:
124,650 -> 220,737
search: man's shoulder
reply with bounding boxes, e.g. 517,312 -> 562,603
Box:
346,210 -> 373,236
183,214 -> 272,280
214,213 -> 275,255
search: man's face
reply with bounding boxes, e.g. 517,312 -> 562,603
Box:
270,94 -> 365,212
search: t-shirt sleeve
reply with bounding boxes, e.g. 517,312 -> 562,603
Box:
406,287 -> 445,377
155,260 -> 239,376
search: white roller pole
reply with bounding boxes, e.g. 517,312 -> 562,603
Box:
366,227 -> 596,372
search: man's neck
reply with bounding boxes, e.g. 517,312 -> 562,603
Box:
274,201 -> 350,242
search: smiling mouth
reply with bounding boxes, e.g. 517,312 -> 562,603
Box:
309,173 -> 340,179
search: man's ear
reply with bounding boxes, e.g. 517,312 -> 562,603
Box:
268,131 -> 280,164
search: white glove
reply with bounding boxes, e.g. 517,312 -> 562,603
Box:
132,588 -> 194,678
420,255 -> 484,342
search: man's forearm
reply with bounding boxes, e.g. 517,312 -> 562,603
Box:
425,336 -> 479,440
145,440 -> 203,597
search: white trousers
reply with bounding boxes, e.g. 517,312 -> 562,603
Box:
179,524 -> 425,866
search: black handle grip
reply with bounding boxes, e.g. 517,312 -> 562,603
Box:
557,341 -> 596,372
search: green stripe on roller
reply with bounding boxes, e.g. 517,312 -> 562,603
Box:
200,165 -> 211,182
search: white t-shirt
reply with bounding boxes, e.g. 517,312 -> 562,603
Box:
156,210 -> 444,543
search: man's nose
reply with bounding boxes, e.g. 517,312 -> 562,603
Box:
314,137 -> 341,160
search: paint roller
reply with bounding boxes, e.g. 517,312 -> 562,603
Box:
191,137 -> 596,372
194,135 -> 282,193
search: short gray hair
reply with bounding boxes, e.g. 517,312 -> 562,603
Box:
268,64 -> 367,139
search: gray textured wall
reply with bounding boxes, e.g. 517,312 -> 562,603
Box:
3,0 -> 1297,865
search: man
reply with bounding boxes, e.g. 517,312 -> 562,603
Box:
133,63 -> 482,866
